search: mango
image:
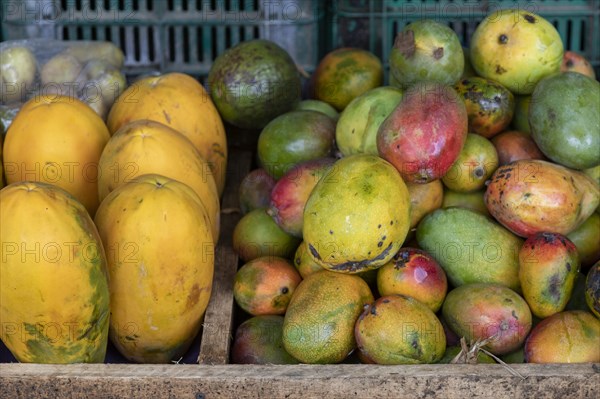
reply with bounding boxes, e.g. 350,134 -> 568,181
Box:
565,272 -> 589,312
335,86 -> 403,156
586,262 -> 600,318
529,72 -> 600,170
416,207 -> 522,291
519,232 -> 580,318
524,310 -> 600,362
231,315 -> 299,364
94,174 -> 214,363
257,110 -> 336,179
567,213 -> 600,269
1,46 -> 37,104
282,270 -> 374,364
0,182 -> 110,363
454,77 -> 514,138
238,168 -> 276,215
442,283 -> 532,355
484,160 -> 600,237
377,82 -> 468,183
233,256 -> 302,316
377,248 -> 448,313
491,130 -> 545,166
442,189 -> 489,216
303,154 -> 410,273
312,48 -> 383,111
511,96 -> 531,134
295,99 -> 339,121
293,241 -> 324,279
207,39 -> 300,130
442,133 -> 499,193
561,51 -> 596,79
389,20 -> 464,88
470,9 -> 563,94
268,158 -> 335,237
355,295 -> 446,364
407,179 -> 444,229
233,208 -> 301,262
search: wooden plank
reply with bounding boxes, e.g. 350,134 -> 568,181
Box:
197,148 -> 253,365
1,363 -> 598,398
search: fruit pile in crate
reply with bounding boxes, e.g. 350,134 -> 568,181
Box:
219,10 -> 600,365
0,6 -> 598,367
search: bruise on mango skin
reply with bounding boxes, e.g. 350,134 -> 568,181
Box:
327,242 -> 395,273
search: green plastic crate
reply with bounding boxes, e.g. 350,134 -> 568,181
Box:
331,0 -> 600,78
1,0 -> 325,79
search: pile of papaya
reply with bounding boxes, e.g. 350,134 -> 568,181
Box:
224,9 -> 600,365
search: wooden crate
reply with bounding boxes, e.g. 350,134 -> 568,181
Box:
1,148 -> 599,399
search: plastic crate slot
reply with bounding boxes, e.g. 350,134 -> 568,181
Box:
183,26 -> 191,63
168,26 -> 176,61
133,27 -> 141,61
91,25 -> 98,40
147,25 -> 156,61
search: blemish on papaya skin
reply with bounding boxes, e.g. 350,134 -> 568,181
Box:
395,30 -> 416,58
496,65 -> 507,75
524,14 -> 536,23
433,47 -> 444,59
308,244 -> 322,260
498,34 -> 508,44
329,242 -> 395,272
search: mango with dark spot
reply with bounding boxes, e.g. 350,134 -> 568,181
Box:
491,130 -> 545,166
470,9 -> 563,94
282,270 -> 373,364
561,51 -> 596,79
231,315 -> 299,364
484,160 -> 600,237
238,168 -> 276,215
416,207 -> 522,291
567,213 -> 600,269
1,182 -> 110,363
293,241 -> 324,278
442,133 -> 499,193
355,295 -> 446,364
233,208 -> 301,262
233,256 -> 301,316
586,261 -> 600,318
377,248 -> 448,312
311,47 -> 383,111
336,86 -> 403,156
530,72 -> 600,170
524,310 -> 600,363
519,232 -> 580,318
407,179 -> 444,229
442,283 -> 532,355
454,77 -> 514,138
442,189 -> 489,216
207,39 -> 300,130
257,110 -> 336,180
94,174 -> 214,363
268,158 -> 335,237
377,82 -> 468,184
389,20 -> 464,88
302,154 -> 410,273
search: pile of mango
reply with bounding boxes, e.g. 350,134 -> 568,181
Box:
0,73 -> 226,363
225,9 -> 600,364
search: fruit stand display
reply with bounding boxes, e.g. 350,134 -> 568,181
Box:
1,1 -> 600,398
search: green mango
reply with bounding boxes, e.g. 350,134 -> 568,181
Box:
416,207 -> 522,291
